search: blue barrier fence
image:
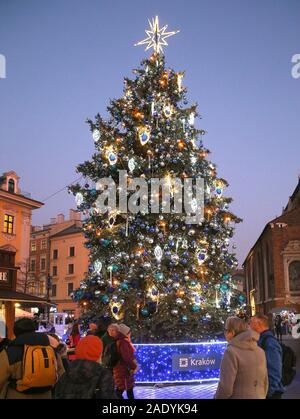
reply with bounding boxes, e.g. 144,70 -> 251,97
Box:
134,341 -> 227,383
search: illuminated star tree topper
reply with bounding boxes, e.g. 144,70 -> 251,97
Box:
135,16 -> 180,54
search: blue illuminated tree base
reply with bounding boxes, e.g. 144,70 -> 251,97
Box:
134,341 -> 227,383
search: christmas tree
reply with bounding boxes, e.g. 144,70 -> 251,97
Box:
70,17 -> 244,342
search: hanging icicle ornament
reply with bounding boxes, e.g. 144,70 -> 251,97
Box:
75,192 -> 84,207
137,126 -> 151,146
93,260 -> 102,275
151,101 -> 156,117
92,129 -> 101,142
108,265 -> 113,286
125,216 -> 129,237
154,245 -> 163,263
128,158 -> 136,173
106,148 -> 118,166
177,72 -> 184,92
188,112 -> 195,126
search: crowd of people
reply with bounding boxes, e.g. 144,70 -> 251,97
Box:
0,317 -> 138,399
0,313 -> 295,399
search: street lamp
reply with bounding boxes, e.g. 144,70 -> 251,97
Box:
46,274 -> 52,322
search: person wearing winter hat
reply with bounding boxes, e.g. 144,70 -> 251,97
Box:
54,335 -> 115,399
108,323 -> 138,399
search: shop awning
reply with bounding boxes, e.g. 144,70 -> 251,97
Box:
0,289 -> 56,306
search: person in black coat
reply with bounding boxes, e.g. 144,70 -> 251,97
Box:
55,335 -> 115,399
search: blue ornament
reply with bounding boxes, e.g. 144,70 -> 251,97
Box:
191,305 -> 200,313
101,295 -> 109,304
220,283 -> 229,293
223,273 -> 231,281
141,308 -> 150,317
120,282 -> 129,291
155,272 -> 164,281
112,306 -> 119,314
101,239 -> 110,248
181,315 -> 188,322
108,287 -> 115,293
238,294 -> 246,303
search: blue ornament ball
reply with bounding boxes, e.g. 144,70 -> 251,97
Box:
181,315 -> 188,322
101,295 -> 110,304
238,294 -> 246,303
220,283 -> 229,293
191,305 -> 200,313
141,308 -> 150,317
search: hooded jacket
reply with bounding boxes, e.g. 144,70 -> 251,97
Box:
54,359 -> 116,399
215,329 -> 269,399
0,332 -> 64,399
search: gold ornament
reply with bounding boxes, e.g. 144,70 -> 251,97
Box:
137,126 -> 151,146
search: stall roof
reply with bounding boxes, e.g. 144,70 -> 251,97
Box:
0,289 -> 56,306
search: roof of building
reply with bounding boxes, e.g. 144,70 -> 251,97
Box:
284,177 -> 300,213
243,179 -> 300,267
51,224 -> 83,238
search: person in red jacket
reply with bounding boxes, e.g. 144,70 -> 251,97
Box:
107,323 -> 138,399
67,323 -> 81,361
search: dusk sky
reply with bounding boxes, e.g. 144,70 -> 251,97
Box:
0,0 -> 299,266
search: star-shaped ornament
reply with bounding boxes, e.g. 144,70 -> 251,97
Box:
135,16 -> 179,54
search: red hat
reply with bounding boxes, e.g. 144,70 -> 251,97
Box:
75,335 -> 103,362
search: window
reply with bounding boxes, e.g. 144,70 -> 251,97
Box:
53,266 -> 57,277
8,179 -> 15,193
41,240 -> 47,250
53,249 -> 58,260
289,261 -> 300,292
30,259 -> 36,272
28,283 -> 36,295
40,258 -> 46,271
52,284 -> 57,297
68,283 -> 74,295
69,246 -> 75,257
0,272 -> 8,282
4,214 -> 14,235
31,241 -> 36,252
39,279 -> 46,296
68,264 -> 74,275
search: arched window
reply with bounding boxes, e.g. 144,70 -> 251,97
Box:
8,179 -> 15,193
289,261 -> 300,292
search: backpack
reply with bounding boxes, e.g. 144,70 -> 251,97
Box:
16,344 -> 57,393
101,341 -> 120,369
261,335 -> 297,386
